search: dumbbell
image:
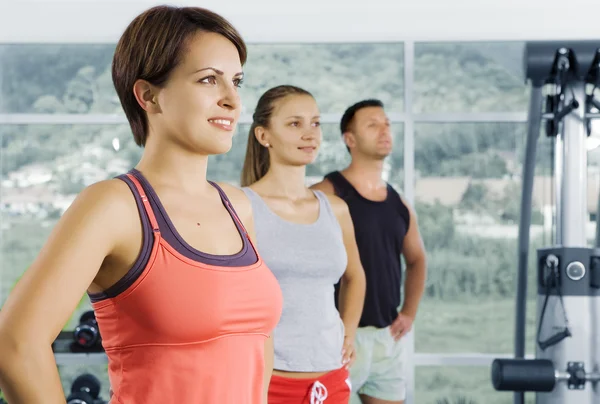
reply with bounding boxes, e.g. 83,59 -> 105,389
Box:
73,311 -> 100,349
66,373 -> 104,404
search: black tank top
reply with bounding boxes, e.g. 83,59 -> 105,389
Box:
325,171 -> 410,328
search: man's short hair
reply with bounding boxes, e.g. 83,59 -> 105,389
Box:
340,99 -> 384,135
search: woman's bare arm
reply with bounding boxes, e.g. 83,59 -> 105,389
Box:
0,180 -> 136,404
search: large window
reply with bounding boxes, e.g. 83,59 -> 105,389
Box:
243,44 -> 404,114
409,41 -> 558,403
0,42 -> 405,399
414,42 -> 529,113
3,38 -> 552,401
0,45 -> 118,114
1,40 -> 405,293
1,124 -> 139,309
1,122 -> 130,398
413,122 -> 530,354
0,43 -> 404,116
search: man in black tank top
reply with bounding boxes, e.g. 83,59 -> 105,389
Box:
311,99 -> 427,404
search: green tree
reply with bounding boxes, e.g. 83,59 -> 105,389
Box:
461,182 -> 487,210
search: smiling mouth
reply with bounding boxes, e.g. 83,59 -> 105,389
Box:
208,119 -> 233,125
208,118 -> 234,131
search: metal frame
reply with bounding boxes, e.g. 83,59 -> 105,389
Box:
54,351 -> 534,367
556,81 -> 588,247
0,113 -> 404,125
403,40 -> 417,404
1,39 -> 532,402
414,353 -> 535,367
0,112 -> 527,125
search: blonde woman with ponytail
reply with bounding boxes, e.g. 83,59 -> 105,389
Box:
240,85 -> 366,404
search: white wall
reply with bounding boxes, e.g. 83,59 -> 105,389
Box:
1,0 -> 600,43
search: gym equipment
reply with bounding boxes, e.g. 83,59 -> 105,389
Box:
71,310 -> 103,353
491,41 -> 600,404
66,373 -> 106,404
51,311 -> 104,354
74,310 -> 100,348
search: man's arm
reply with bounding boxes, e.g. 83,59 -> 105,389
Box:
389,197 -> 427,340
399,198 -> 427,320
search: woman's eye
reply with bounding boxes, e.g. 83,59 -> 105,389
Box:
199,76 -> 217,85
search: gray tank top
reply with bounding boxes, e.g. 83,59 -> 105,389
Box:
242,187 -> 348,372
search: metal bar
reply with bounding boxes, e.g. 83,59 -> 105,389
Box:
53,351 -> 534,367
0,114 -> 128,125
515,85 -> 543,360
596,178 -> 600,246
543,112 -> 600,120
0,113 -> 407,125
555,131 -> 564,245
54,353 -> 108,366
513,85 -> 543,404
558,81 -> 588,246
414,353 -> 536,367
3,31 -> 600,46
413,112 -> 528,123
402,40 -> 416,404
403,42 -> 415,205
0,112 -> 540,126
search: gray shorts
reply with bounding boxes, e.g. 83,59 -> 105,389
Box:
348,326 -> 406,402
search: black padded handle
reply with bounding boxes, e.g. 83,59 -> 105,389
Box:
492,359 -> 556,392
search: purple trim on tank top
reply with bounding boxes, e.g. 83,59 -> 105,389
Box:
130,169 -> 254,263
88,170 -> 257,303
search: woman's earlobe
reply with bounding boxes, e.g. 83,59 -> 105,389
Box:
254,126 -> 270,147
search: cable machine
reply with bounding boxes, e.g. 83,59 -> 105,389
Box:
491,41 -> 600,404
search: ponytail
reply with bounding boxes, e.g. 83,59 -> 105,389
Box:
240,85 -> 312,186
240,123 -> 270,186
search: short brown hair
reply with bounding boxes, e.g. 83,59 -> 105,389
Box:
112,5 -> 247,146
240,85 -> 313,187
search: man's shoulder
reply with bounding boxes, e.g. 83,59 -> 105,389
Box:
385,182 -> 402,197
309,173 -> 337,195
383,184 -> 412,224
